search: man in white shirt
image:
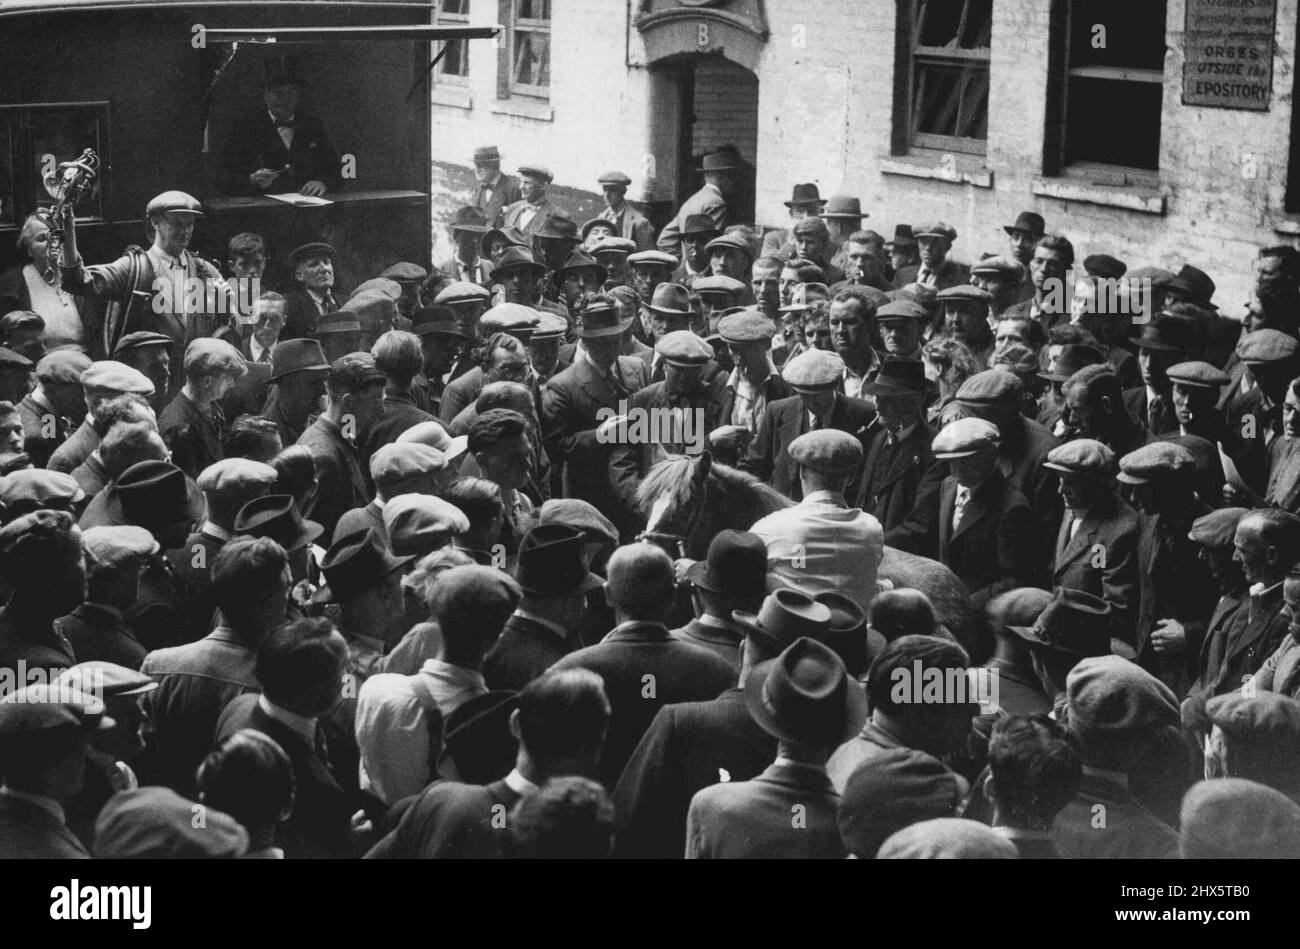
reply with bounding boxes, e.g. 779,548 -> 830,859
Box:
750,428 -> 884,614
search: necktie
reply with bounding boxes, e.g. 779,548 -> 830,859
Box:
953,486 -> 971,531
476,184 -> 492,208
917,267 -> 935,287
1148,395 -> 1165,433
321,294 -> 337,314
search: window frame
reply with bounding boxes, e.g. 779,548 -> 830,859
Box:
433,0 -> 471,87
0,101 -> 111,231
899,0 -> 993,157
501,0 -> 550,101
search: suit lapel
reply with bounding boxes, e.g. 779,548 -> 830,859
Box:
950,478 -> 993,544
1056,508 -> 1100,571
939,477 -> 957,554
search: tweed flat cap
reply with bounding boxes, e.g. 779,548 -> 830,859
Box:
145,190 -> 203,217
991,343 -> 1039,376
81,524 -> 159,569
1084,254 -> 1127,281
987,586 -> 1055,631
1065,654 -> 1178,742
370,442 -> 446,484
380,262 -> 428,282
590,236 -> 637,257
956,368 -> 1020,404
1207,691 -> 1300,742
627,250 -> 679,270
655,330 -> 714,367
383,493 -> 469,557
58,660 -> 157,698
836,747 -> 963,858
932,417 -> 1001,458
197,458 -> 277,499
970,255 -> 1027,280
0,684 -> 111,740
718,310 -> 778,343
877,818 -> 1018,859
597,170 -> 632,186
315,311 -> 362,335
1117,441 -> 1196,484
782,349 -> 845,391
480,302 -> 541,335
517,163 -> 553,182
1179,779 -> 1300,859
693,275 -> 747,296
434,281 -> 493,306
1043,438 -> 1116,474
339,290 -> 398,330
913,221 -> 957,242
410,307 -> 469,339
1167,360 -> 1230,389
80,360 -> 155,395
705,232 -> 754,258
936,284 -> 991,305
1188,506 -> 1250,548
0,469 -> 84,508
876,301 -> 929,323
531,312 -> 569,341
788,429 -> 864,476
537,498 -> 619,547
94,788 -> 247,859
1237,328 -> 1298,364
183,338 -> 246,377
397,420 -> 469,463
112,331 -> 173,357
351,277 -> 403,301
329,352 -> 386,389
35,350 -> 92,386
287,242 -> 335,268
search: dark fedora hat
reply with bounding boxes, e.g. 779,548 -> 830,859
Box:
320,527 -> 410,602
732,588 -> 833,654
864,356 -> 928,396
558,249 -> 608,282
1003,211 -> 1045,237
534,215 -> 579,242
685,529 -> 767,600
577,297 -> 634,339
1166,264 -> 1217,308
489,246 -> 548,281
514,524 -> 604,597
436,689 -> 520,784
681,214 -> 722,238
783,183 -> 826,208
820,195 -> 867,220
480,225 -> 528,258
1008,588 -> 1122,659
449,205 -> 490,234
100,460 -> 204,532
745,637 -> 868,747
813,591 -> 881,678
233,494 -> 323,551
886,223 -> 917,250
646,283 -> 692,318
1131,314 -> 1198,353
268,338 -> 330,382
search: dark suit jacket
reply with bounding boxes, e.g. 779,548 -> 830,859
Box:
218,109 -> 341,197
1052,769 -> 1179,860
363,389 -> 438,456
475,173 -> 523,227
1123,386 -> 1178,437
670,618 -> 742,671
54,602 -> 147,671
17,393 -> 70,469
602,204 -> 656,251
608,379 -> 726,507
435,255 -> 493,287
1135,511 -> 1218,694
1211,584 -> 1289,698
548,621 -> 736,788
168,529 -> 227,643
1187,592 -> 1248,707
158,391 -> 226,481
483,613 -> 581,693
259,387 -> 314,449
1052,495 -> 1140,632
335,500 -> 386,548
0,610 -> 76,680
298,416 -> 369,542
854,421 -> 934,531
685,760 -> 845,859
716,374 -> 791,433
893,259 -> 970,291
541,354 -> 649,540
500,196 -> 568,241
364,778 -> 521,859
611,686 -> 773,859
0,794 -> 90,859
439,366 -> 484,424
216,694 -> 356,858
282,287 -> 340,343
739,392 -> 876,500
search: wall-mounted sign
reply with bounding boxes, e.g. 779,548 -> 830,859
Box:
1183,0 -> 1277,111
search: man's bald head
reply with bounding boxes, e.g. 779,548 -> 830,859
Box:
606,543 -> 676,621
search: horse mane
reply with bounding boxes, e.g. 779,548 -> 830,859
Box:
636,454 -> 794,518
708,461 -> 795,515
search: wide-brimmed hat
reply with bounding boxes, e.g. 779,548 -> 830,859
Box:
489,246 -> 548,281
234,493 -> 324,550
320,527 -> 410,602
1167,265 -> 1217,308
98,461 -> 204,532
745,637 -> 868,746
646,283 -> 692,318
820,195 -> 867,220
436,690 -> 520,784
813,591 -> 881,678
449,205 -> 490,234
268,338 -> 330,382
865,356 -> 928,396
783,183 -> 826,208
732,588 -> 833,653
887,224 -> 917,250
684,529 -> 767,600
1008,587 -> 1132,659
480,226 -> 528,258
514,524 -> 604,597
576,297 -> 633,339
1131,315 -> 1197,353
558,250 -> 607,282
1003,211 -> 1045,237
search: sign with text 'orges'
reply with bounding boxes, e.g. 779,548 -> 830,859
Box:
1183,0 -> 1277,111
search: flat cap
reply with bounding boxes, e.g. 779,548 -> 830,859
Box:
717,310 -> 778,343
788,429 -> 864,476
1065,654 -> 1178,745
781,348 -> 845,391
480,302 -> 542,337
57,660 -> 157,699
655,330 -> 714,367
1117,441 -> 1196,484
837,747 -> 962,858
936,284 -> 991,305
339,289 -> 398,331
370,441 -> 447,485
112,331 -> 173,356
590,236 -> 638,257
328,352 -> 386,389
1179,779 -> 1300,860
81,524 -> 159,570
956,368 -> 1021,405
380,262 -> 428,282
397,420 -> 469,463
80,360 -> 155,395
627,250 -> 679,269
1044,438 -> 1115,474
1237,328 -> 1298,365
351,277 -> 403,302
1207,690 -> 1300,742
705,232 -> 754,257
536,498 -> 620,547
183,337 -> 247,377
410,306 -> 470,339
875,300 -> 929,323
0,683 -> 112,741
287,242 -> 335,268
0,468 -> 84,509
35,350 -> 92,386
1167,360 -> 1230,389
932,417 -> 1001,458
1188,506 -> 1249,548
197,458 -> 278,499
970,255 -> 1026,281
1084,254 -> 1127,281
433,281 -> 492,306
315,310 -> 362,335
597,170 -> 632,186
382,493 -> 470,557
990,343 -> 1039,376
693,275 -> 747,297
517,163 -> 553,182
94,788 -> 248,859
531,311 -> 569,341
913,221 -> 957,241
876,818 -> 1018,860
145,190 -> 203,216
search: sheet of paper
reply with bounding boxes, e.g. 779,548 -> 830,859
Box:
1217,441 -> 1249,492
265,192 -> 333,207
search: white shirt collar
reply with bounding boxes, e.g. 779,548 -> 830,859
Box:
249,336 -> 268,363
419,658 -> 486,692
802,489 -> 847,506
257,694 -> 316,745
504,768 -> 539,795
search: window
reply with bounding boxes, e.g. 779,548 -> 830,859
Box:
436,0 -> 471,85
503,0 -> 550,99
1055,0 -> 1166,177
0,103 -> 109,229
899,0 -> 993,155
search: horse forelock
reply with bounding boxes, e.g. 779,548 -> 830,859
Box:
636,454 -> 696,518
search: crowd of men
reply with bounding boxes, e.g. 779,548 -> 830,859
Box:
4,129 -> 1300,860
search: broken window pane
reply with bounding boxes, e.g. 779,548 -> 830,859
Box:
917,0 -> 992,49
915,61 -> 990,140
513,30 -> 550,88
